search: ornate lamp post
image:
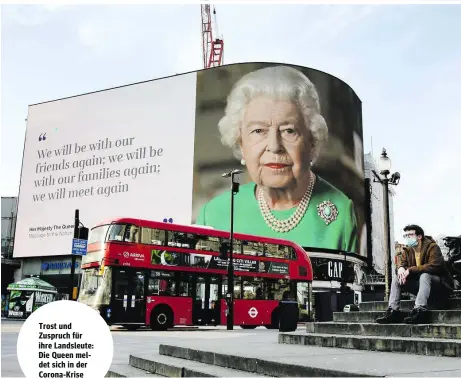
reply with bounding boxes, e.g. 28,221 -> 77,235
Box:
375,148 -> 400,301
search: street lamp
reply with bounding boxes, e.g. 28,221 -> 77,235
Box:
222,168 -> 243,330
374,148 -> 400,301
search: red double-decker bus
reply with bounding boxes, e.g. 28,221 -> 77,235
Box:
77,217 -> 313,331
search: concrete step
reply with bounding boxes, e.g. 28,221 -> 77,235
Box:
279,332 -> 461,358
130,353 -> 262,377
333,309 -> 461,324
308,322 -> 461,339
158,344 -> 372,377
106,363 -> 158,377
359,298 -> 461,312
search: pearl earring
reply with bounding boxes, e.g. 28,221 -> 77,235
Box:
241,159 -> 246,166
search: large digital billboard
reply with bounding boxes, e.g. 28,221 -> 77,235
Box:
14,62 -> 365,258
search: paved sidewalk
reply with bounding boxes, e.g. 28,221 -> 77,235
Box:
126,328 -> 461,377
4,321 -> 461,377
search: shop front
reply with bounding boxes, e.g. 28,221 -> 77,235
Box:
308,252 -> 366,322
6,277 -> 57,319
21,256 -> 82,299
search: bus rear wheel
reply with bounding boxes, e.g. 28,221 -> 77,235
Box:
150,305 -> 173,331
240,325 -> 257,329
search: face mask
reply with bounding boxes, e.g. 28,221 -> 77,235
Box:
406,237 -> 418,247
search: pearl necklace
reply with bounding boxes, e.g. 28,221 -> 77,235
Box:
257,172 -> 316,233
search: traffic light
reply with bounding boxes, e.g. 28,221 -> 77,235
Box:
78,226 -> 89,241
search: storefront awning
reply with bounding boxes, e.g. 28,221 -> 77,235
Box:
7,277 -> 58,293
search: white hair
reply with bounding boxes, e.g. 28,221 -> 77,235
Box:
218,65 -> 328,163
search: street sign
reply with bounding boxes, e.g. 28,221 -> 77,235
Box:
72,238 -> 88,256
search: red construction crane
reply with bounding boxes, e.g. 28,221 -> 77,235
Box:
201,4 -> 224,69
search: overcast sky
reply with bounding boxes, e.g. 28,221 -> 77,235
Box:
1,4 -> 460,240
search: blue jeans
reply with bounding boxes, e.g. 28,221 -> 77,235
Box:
389,272 -> 441,310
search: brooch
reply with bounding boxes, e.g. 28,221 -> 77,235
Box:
317,200 -> 339,225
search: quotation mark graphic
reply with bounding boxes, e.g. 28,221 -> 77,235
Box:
163,218 -> 173,223
38,133 -> 47,142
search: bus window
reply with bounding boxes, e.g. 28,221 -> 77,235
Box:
147,277 -> 159,295
265,243 -> 294,259
88,225 -> 109,245
186,233 -> 198,250
167,231 -> 186,248
266,279 -> 293,300
167,232 -> 196,249
242,277 -> 265,299
160,280 -> 175,296
178,278 -> 190,297
233,240 -> 242,254
107,224 -> 126,242
243,241 -> 264,256
124,225 -> 140,243
196,236 -> 220,252
141,228 -> 166,246
287,247 -> 295,260
148,271 -> 176,296
265,243 -> 281,258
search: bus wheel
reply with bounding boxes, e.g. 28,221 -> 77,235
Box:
150,305 -> 173,331
240,325 -> 257,329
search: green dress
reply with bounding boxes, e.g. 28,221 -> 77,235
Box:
196,175 -> 358,253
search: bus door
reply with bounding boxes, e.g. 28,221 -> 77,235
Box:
191,275 -> 222,325
112,268 -> 146,324
208,276 -> 222,324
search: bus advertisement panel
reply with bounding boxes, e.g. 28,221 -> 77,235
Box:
14,62 -> 364,258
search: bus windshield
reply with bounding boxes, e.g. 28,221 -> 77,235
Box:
78,267 -> 112,308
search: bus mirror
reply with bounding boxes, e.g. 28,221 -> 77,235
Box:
232,182 -> 240,193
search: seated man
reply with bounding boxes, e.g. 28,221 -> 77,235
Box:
376,224 -> 454,324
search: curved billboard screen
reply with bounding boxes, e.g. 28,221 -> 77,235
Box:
14,62 -> 365,258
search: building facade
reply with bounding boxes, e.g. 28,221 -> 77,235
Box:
1,197 -> 21,295
1,196 -> 82,299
